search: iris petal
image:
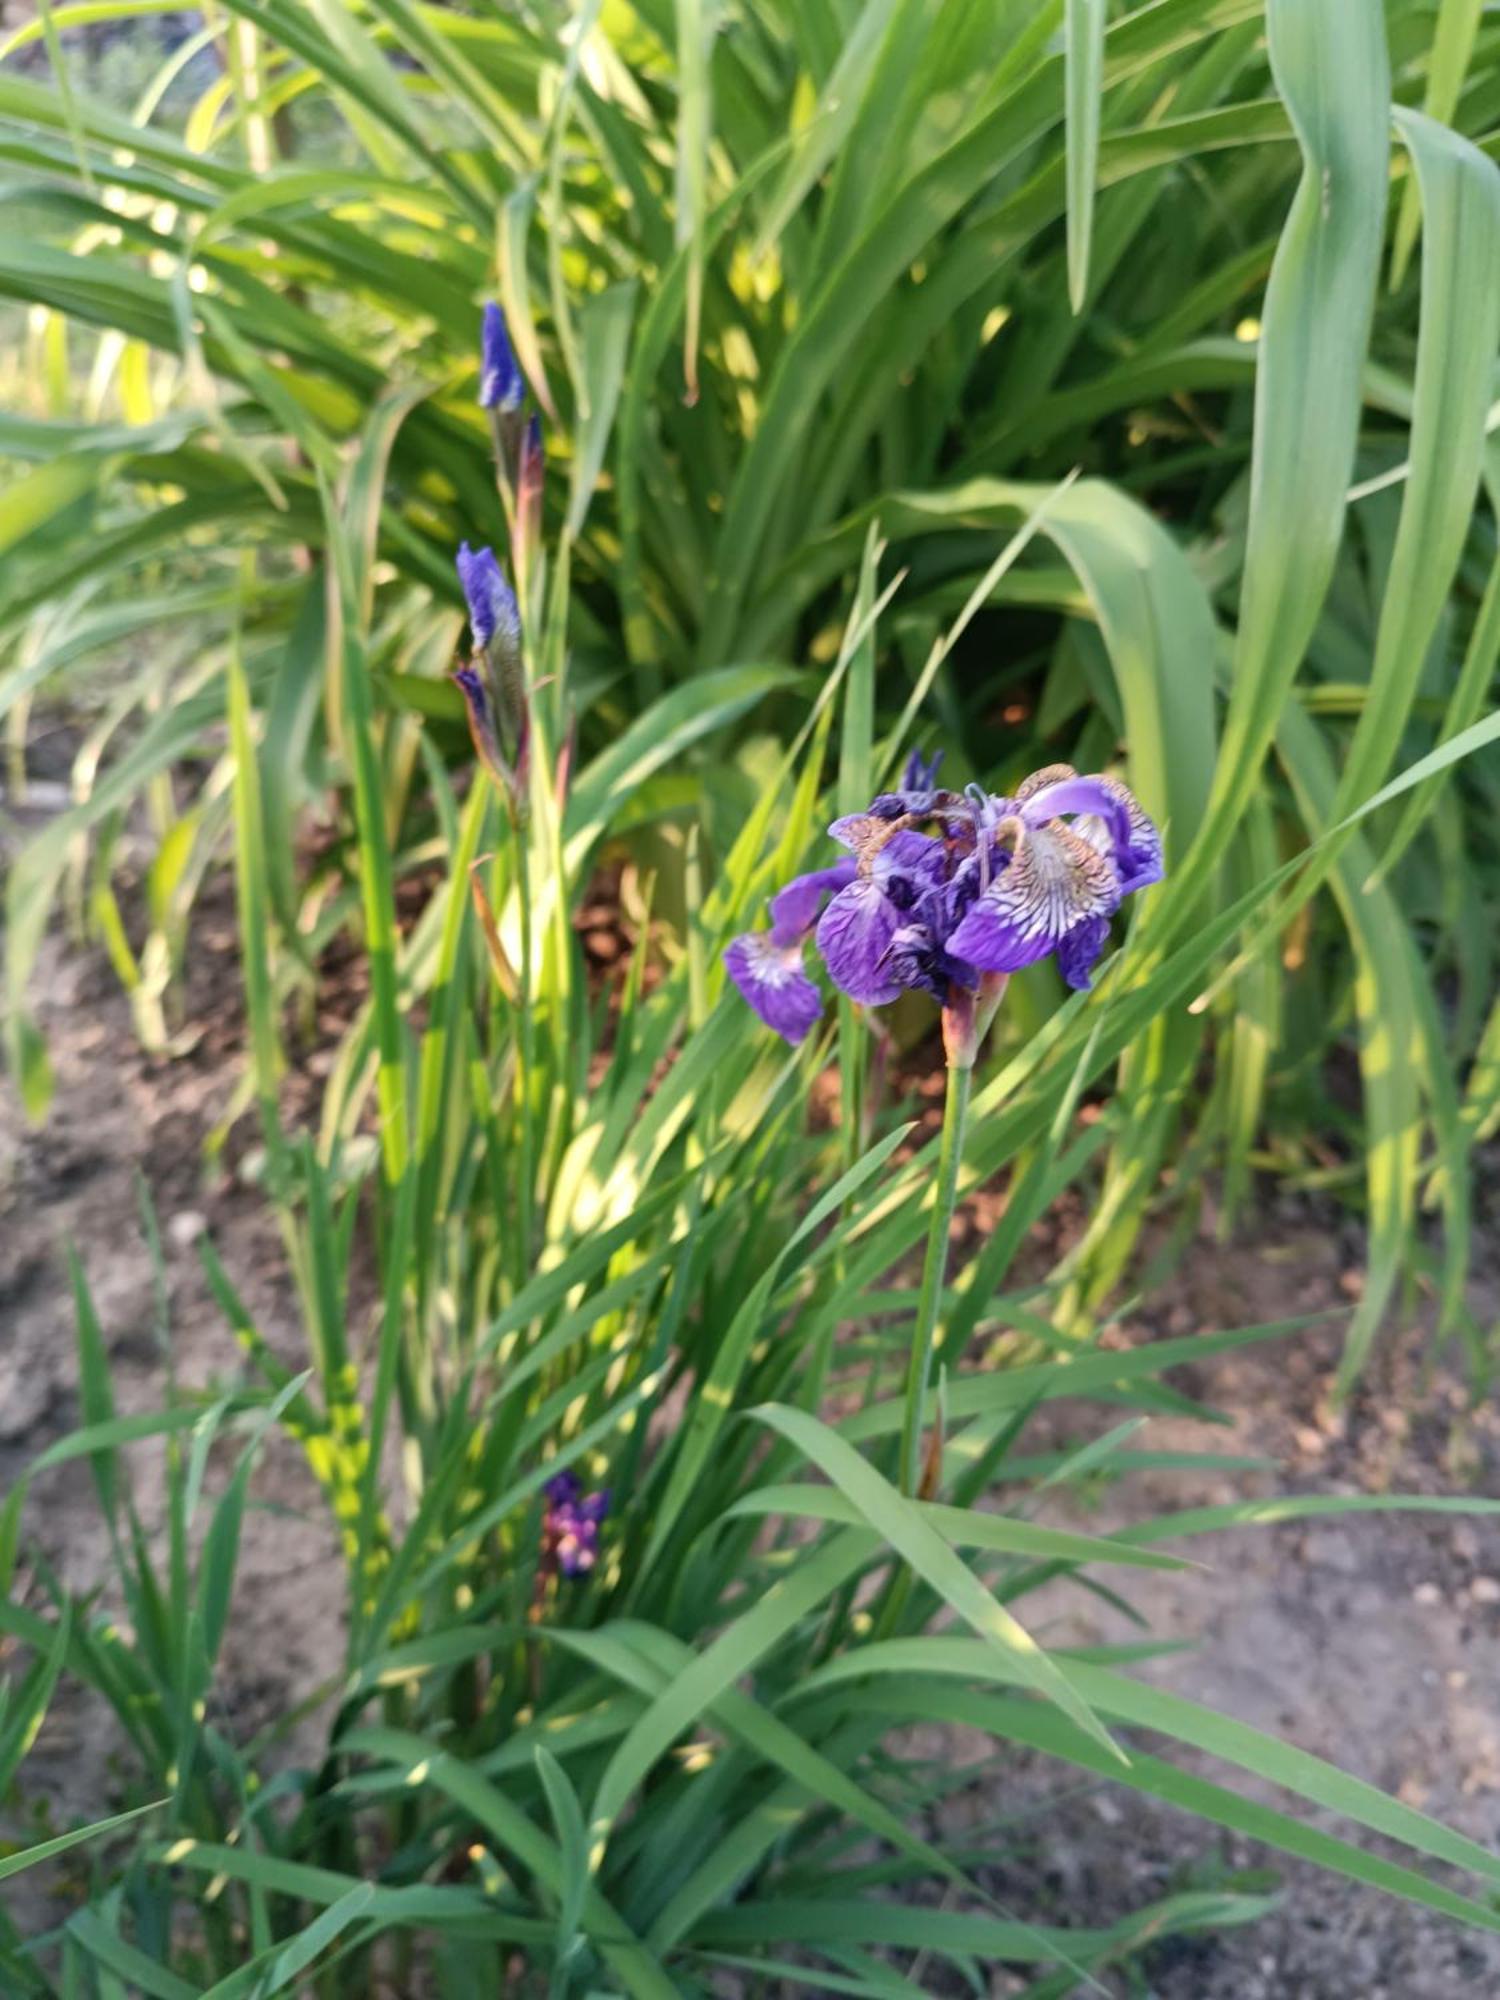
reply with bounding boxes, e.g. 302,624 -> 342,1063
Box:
903,746 -> 944,792
1019,769 -> 1163,895
816,880 -> 904,1004
946,818 -> 1118,972
723,933 -> 824,1043
1014,763 -> 1081,805
827,810 -> 904,854
872,828 -> 948,893
452,665 -> 504,781
1093,774 -> 1164,893
886,921 -> 972,999
1054,913 -> 1113,991
768,860 -> 857,944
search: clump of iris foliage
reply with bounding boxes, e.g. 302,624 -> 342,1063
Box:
4,0 -> 1500,1993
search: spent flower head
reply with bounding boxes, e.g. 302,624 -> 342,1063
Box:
724,756 -> 1162,1063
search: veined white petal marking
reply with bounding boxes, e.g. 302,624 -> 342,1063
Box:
988,814 -> 1118,945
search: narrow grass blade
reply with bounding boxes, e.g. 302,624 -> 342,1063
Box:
754,1406 -> 1121,1759
0,1800 -> 165,1885
1064,0 -> 1106,312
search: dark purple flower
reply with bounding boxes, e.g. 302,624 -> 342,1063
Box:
724,754 -> 1163,1038
946,764 -> 1164,991
816,825 -> 951,1005
479,301 -> 525,412
555,1530 -> 597,1579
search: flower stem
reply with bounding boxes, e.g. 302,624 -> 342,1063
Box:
513,816 -> 536,1286
897,1057 -> 971,1496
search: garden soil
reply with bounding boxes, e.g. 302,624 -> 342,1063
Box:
4,927 -> 1500,1999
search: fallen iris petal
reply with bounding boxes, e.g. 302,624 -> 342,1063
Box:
724,933 -> 824,1044
816,879 -> 904,1005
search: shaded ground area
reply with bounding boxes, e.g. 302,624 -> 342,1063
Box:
2,932 -> 1499,1996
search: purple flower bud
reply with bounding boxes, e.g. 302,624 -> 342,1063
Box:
479,301 -> 525,412
515,410 -> 544,577
452,663 -> 503,782
902,746 -> 943,792
456,542 -> 520,659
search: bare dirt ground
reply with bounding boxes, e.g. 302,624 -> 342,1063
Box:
947,1299 -> 1500,1999
0,927 -> 348,1919
3,927 -> 1499,1997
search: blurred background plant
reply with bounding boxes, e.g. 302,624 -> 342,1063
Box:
4,0 -> 1500,1991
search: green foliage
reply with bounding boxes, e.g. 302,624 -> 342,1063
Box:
3,0 -> 1498,1348
3,0 -> 1500,1991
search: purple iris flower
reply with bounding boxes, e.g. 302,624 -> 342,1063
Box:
816,826 -> 950,1006
542,1469 -> 610,1579
723,757 -> 1162,1044
945,764 -> 1163,991
479,301 -> 525,412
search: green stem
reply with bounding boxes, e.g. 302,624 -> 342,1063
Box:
514,818 -> 536,1288
896,1060 -> 971,1496
804,999 -> 866,1422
